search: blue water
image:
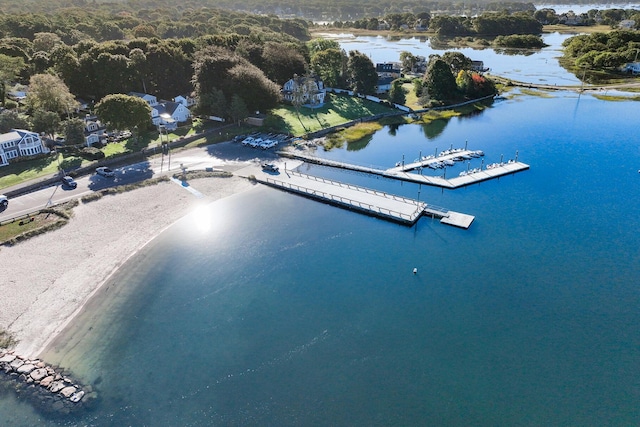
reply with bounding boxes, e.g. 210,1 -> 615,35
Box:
323,32 -> 582,85
2,93 -> 640,426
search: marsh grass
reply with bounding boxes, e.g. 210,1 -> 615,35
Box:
325,122 -> 383,150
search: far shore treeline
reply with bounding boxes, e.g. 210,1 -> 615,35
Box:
0,0 -> 638,138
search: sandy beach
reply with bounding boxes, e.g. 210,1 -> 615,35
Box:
0,175 -> 255,359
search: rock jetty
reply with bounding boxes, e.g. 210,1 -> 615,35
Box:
0,350 -> 96,415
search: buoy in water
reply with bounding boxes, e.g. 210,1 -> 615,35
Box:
413,268 -> 418,274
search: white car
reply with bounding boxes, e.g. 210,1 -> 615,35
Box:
0,195 -> 8,208
96,166 -> 115,178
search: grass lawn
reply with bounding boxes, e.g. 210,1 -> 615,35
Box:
0,153 -> 80,189
267,93 -> 397,136
0,211 -> 64,244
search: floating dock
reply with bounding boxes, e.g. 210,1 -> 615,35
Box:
278,149 -> 529,189
236,162 -> 474,228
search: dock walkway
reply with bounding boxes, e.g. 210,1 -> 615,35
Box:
279,149 -> 529,189
236,162 -> 474,228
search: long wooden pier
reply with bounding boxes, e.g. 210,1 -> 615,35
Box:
236,162 -> 474,228
278,149 -> 529,189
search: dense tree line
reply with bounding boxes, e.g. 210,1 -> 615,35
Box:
429,12 -> 542,37
563,30 -> 640,70
1,1 -> 537,22
534,7 -> 640,29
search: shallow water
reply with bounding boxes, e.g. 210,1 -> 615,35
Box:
2,90 -> 639,426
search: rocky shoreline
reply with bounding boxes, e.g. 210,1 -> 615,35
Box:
0,350 -> 96,415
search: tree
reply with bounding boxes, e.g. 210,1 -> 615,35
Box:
347,50 -> 378,95
193,46 -> 280,115
95,94 -> 151,132
388,79 -> 406,105
62,118 -> 87,146
261,42 -> 307,85
423,58 -> 458,102
228,94 -> 248,125
311,48 -> 346,88
441,52 -> 472,75
31,110 -> 61,139
0,109 -> 29,133
0,54 -> 25,107
195,88 -> 227,118
399,51 -> 417,73
25,74 -> 77,115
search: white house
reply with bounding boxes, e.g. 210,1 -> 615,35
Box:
83,114 -> 107,146
174,94 -> 197,108
282,75 -> 326,107
129,92 -> 158,107
152,101 -> 191,130
130,92 -> 191,129
0,129 -> 49,167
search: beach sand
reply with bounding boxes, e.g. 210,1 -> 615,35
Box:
0,175 -> 255,359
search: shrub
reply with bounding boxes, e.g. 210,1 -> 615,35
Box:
80,146 -> 105,161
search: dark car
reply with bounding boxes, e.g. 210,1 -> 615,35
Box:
60,175 -> 78,189
261,163 -> 279,172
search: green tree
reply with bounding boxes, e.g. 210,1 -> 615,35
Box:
347,50 -> 378,94
95,94 -> 151,132
228,94 -> 248,125
388,79 -> 406,105
441,51 -> 472,75
0,54 -> 25,107
25,74 -> 77,115
193,46 -> 280,114
423,58 -> 458,102
0,109 -> 29,133
311,48 -> 346,88
62,118 -> 87,146
399,51 -> 417,73
31,110 -> 61,139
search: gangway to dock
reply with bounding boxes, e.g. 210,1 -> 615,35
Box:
236,162 -> 474,228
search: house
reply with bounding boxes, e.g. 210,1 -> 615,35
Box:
0,129 -> 49,167
129,93 -> 191,129
375,62 -> 402,78
174,94 -> 197,108
282,75 -> 326,107
152,101 -> 191,129
129,92 -> 158,107
83,114 -> 107,146
375,76 -> 394,94
471,60 -> 489,73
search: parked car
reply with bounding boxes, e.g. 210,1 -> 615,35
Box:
60,175 -> 77,189
0,194 -> 8,208
261,163 -> 279,172
96,166 -> 115,178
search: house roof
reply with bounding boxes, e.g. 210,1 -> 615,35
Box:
0,129 -> 37,144
154,101 -> 183,116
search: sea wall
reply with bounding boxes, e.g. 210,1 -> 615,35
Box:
0,350 -> 96,415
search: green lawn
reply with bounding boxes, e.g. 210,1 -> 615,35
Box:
0,153 -> 77,189
268,93 -> 397,136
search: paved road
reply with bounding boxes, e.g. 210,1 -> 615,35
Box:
0,141 -> 279,222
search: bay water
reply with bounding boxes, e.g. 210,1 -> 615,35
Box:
1,90 -> 638,426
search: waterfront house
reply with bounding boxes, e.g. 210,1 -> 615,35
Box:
129,92 -> 191,128
0,129 -> 49,167
282,75 -> 326,107
83,114 -> 107,147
